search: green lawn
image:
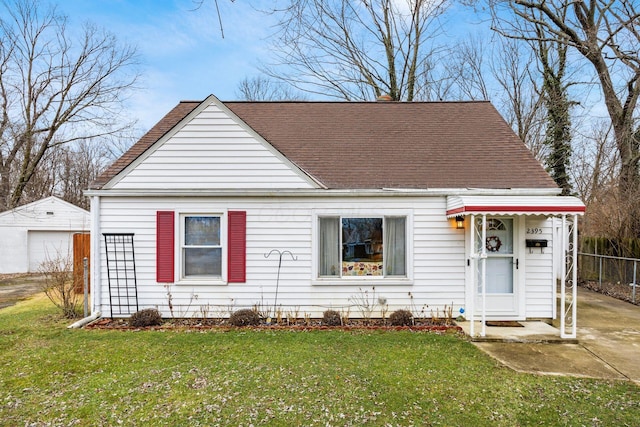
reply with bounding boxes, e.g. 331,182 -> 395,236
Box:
1,295 -> 638,426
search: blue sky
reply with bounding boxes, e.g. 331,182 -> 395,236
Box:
4,1 -> 608,138
42,0 -> 496,134
61,0 -> 280,130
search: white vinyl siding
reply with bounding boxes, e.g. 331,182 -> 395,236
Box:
110,103 -> 316,190
95,196 -> 559,319
96,195 -> 466,318
524,217 -> 555,318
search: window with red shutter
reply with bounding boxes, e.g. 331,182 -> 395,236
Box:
161,210 -> 246,283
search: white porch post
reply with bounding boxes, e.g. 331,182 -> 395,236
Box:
469,214 -> 476,337
560,215 -> 567,336
560,214 -> 578,339
572,214 -> 578,335
552,218 -> 558,321
481,214 -> 487,337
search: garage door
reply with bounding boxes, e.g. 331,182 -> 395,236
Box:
27,231 -> 74,273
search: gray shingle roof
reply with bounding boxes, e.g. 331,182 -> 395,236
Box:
92,99 -> 558,190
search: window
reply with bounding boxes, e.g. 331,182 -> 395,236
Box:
182,215 -> 222,278
156,210 -> 246,284
318,216 -> 406,278
475,217 -> 513,254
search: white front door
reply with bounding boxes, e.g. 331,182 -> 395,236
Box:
475,217 -> 519,318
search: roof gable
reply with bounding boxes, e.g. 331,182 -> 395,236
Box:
96,96 -> 320,191
92,101 -> 199,190
0,196 -> 90,228
92,98 -> 558,191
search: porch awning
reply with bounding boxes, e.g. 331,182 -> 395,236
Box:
446,195 -> 585,218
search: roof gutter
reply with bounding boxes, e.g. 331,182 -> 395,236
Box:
84,187 -> 562,198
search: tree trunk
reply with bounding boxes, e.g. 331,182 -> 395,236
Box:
0,161 -> 11,211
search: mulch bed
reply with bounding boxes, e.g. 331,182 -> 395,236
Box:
85,317 -> 462,333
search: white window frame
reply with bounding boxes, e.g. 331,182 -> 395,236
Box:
312,210 -> 413,286
177,212 -> 227,285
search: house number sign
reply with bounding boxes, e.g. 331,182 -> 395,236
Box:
526,228 -> 543,235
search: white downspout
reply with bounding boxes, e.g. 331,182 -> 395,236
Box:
91,195 -> 101,314
67,311 -> 101,329
68,195 -> 102,329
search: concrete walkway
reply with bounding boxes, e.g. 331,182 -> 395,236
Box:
459,287 -> 640,384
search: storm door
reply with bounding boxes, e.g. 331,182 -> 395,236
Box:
475,217 -> 518,317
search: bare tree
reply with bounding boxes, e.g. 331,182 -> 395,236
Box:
571,121 -> 618,208
190,0 -> 234,38
0,0 -> 138,211
39,248 -> 79,318
263,0 -> 449,101
447,36 -> 491,101
235,76 -> 308,101
492,0 -> 640,235
572,121 -> 640,258
56,142 -> 109,210
490,37 -> 547,162
14,149 -> 58,204
534,18 -> 573,195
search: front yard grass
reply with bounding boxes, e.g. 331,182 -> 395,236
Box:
1,295 -> 638,426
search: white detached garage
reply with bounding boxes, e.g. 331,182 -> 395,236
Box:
0,196 -> 90,274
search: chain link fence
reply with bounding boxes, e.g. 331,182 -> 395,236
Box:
579,252 -> 639,304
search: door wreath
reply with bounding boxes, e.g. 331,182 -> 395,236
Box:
486,236 -> 502,252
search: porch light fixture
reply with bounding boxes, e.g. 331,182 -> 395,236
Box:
455,215 -> 465,230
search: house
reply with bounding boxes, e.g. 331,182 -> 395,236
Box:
0,196 -> 90,274
87,95 -> 585,337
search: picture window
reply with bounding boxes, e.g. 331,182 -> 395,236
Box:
318,216 -> 406,278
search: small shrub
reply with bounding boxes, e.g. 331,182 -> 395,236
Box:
129,308 -> 163,327
39,251 -> 80,319
322,309 -> 342,326
389,309 -> 413,326
229,308 -> 261,327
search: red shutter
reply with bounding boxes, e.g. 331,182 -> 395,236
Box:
228,211 -> 246,283
156,211 -> 175,283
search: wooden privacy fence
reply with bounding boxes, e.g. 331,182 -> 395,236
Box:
73,233 -> 90,293
581,237 -> 640,259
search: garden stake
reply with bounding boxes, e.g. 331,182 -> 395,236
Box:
264,249 -> 297,323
